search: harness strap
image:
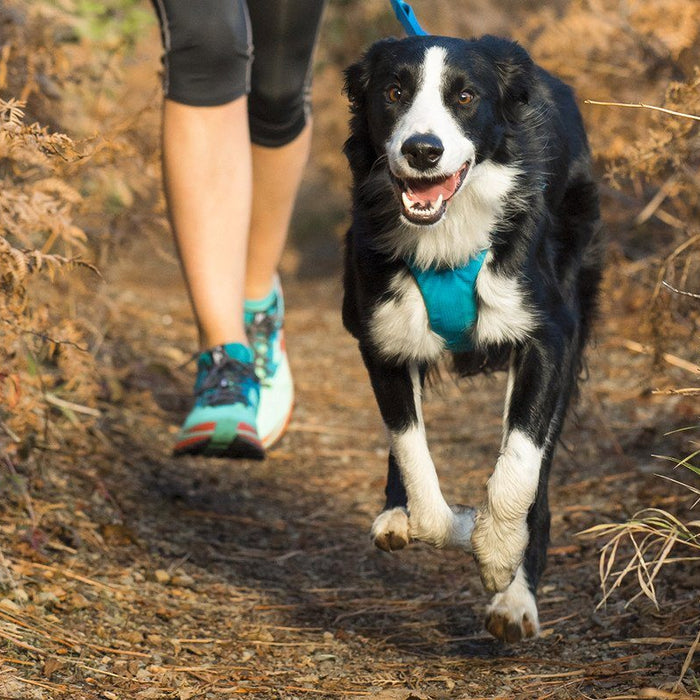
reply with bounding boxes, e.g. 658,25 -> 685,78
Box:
389,0 -> 428,36
406,250 -> 488,352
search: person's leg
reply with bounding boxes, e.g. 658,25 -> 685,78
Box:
153,0 -> 266,457
241,128 -> 312,448
245,125 -> 312,301
162,97 -> 251,350
244,0 -> 326,301
152,0 -> 254,350
152,0 -> 325,455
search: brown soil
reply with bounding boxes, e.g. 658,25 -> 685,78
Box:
1,228 -> 697,699
1,2 -> 699,699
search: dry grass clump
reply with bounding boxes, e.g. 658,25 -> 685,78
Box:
588,506 -> 699,611
582,448 -> 699,691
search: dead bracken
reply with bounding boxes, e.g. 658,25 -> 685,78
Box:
0,0 -> 698,698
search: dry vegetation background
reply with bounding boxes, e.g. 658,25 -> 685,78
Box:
0,0 -> 698,698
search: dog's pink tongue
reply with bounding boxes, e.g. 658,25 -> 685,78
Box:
407,172 -> 460,205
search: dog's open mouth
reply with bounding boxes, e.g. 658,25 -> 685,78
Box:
394,163 -> 470,225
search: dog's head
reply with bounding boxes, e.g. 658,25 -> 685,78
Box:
344,35 -> 534,227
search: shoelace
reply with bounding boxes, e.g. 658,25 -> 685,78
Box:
246,312 -> 279,384
197,351 -> 256,407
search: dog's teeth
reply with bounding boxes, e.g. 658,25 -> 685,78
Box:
400,188 -> 446,221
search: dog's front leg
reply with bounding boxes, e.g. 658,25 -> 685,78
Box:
471,329 -> 578,595
362,352 -> 475,550
471,421 -> 544,593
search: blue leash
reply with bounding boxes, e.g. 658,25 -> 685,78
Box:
389,0 -> 428,36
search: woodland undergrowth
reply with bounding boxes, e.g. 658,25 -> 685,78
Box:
0,0 -> 159,460
0,1 -> 698,692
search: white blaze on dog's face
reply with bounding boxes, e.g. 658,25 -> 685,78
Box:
385,46 -> 477,225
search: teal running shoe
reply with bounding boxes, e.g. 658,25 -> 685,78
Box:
173,343 -> 265,459
244,278 -> 294,449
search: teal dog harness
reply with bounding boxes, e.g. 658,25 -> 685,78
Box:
406,249 -> 488,352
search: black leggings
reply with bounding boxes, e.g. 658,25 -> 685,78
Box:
151,0 -> 326,147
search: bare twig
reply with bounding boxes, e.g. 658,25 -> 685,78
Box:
675,626 -> 700,691
652,388 -> 700,396
0,318 -> 90,353
617,338 -> 700,374
662,281 -> 700,301
653,234 -> 700,300
585,99 -> 700,121
43,393 -> 101,418
635,176 -> 677,226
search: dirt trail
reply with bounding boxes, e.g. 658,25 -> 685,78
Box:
1,3 -> 698,697
1,226 -> 696,699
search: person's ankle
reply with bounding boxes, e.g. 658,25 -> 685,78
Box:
244,273 -> 279,305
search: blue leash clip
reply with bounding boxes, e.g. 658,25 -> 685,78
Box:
390,0 -> 429,36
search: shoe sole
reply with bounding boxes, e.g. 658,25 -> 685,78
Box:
173,436 -> 265,460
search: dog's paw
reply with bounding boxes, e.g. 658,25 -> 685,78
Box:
371,507 -> 410,552
471,509 -> 526,593
484,567 -> 540,643
485,603 -> 539,643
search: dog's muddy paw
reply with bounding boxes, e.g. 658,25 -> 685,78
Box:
485,572 -> 540,643
485,607 -> 539,643
371,507 -> 410,552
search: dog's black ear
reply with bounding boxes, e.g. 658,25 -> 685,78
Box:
479,36 -> 535,120
343,38 -> 398,111
343,59 -> 370,112
343,39 -> 398,181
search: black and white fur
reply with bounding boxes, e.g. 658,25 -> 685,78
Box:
342,35 -> 603,643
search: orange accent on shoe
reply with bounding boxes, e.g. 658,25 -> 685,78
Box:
185,421 -> 217,434
174,435 -> 210,451
237,423 -> 263,445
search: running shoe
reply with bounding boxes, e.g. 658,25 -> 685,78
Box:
244,278 -> 294,449
173,342 -> 265,459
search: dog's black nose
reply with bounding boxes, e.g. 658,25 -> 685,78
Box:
401,133 -> 444,170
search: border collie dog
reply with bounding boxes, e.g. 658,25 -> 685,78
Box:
342,35 -> 603,643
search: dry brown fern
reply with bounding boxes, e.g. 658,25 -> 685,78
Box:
0,0 -> 163,460
0,98 -> 100,456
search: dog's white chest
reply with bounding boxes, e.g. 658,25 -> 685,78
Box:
369,260 -> 537,360
473,262 -> 537,346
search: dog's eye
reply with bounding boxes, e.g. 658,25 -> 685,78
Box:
458,90 -> 475,105
386,85 -> 402,103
